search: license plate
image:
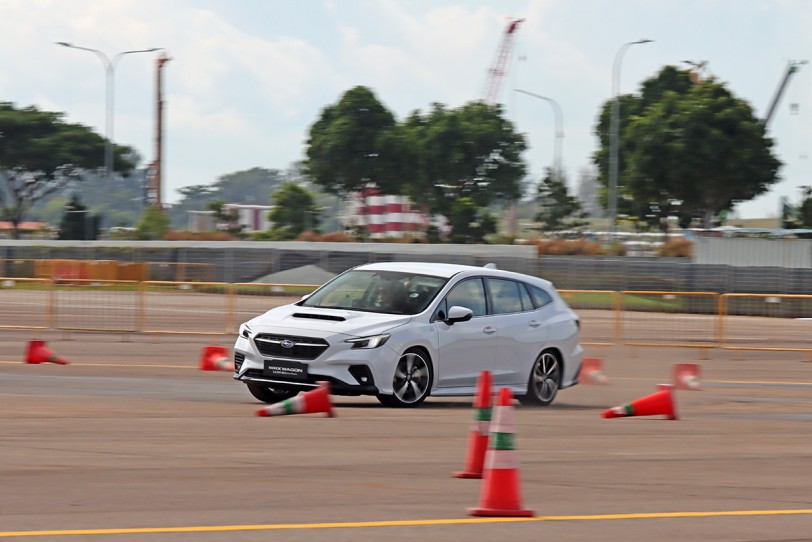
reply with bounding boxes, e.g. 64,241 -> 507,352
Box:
263,359 -> 308,381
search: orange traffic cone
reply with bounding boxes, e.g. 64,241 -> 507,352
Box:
673,363 -> 701,391
602,386 -> 678,420
580,357 -> 609,385
468,388 -> 534,517
25,340 -> 69,365
199,346 -> 234,371
453,370 -> 493,479
256,381 -> 335,418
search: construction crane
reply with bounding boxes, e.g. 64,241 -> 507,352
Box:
482,18 -> 524,104
763,60 -> 807,126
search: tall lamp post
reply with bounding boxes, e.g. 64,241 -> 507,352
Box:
515,89 -> 564,177
56,42 -> 160,182
608,39 -> 653,244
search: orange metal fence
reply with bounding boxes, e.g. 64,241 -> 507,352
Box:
0,280 -> 808,352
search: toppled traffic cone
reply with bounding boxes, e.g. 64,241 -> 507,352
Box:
199,346 -> 234,371
453,370 -> 493,479
468,387 -> 534,517
581,357 -> 609,385
256,381 -> 334,418
602,386 -> 678,420
25,340 -> 69,365
673,363 -> 701,391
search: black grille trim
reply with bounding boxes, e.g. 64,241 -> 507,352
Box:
234,352 -> 245,372
292,313 -> 346,322
253,334 -> 329,360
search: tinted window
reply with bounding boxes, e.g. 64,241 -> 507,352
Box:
528,284 -> 553,309
488,278 -> 523,314
518,282 -> 534,311
445,278 -> 487,317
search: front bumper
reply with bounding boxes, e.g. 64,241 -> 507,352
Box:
233,333 -> 394,396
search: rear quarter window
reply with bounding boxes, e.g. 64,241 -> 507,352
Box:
528,284 -> 553,309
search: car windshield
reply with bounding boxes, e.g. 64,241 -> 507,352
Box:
299,270 -> 448,315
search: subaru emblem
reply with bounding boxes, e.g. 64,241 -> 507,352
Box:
280,339 -> 295,349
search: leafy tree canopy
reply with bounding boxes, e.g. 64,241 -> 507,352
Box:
0,102 -> 134,237
57,193 -> 101,240
535,169 -> 588,232
306,86 -> 404,196
305,87 -> 527,223
267,182 -> 321,240
403,101 -> 526,216
593,67 -> 781,228
446,196 -> 497,244
135,205 -> 170,240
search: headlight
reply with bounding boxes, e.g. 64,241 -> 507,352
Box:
240,324 -> 252,339
345,333 -> 390,349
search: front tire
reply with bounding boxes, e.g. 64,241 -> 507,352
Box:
246,382 -> 298,404
519,350 -> 561,406
376,349 -> 433,408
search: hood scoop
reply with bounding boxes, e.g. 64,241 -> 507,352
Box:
291,312 -> 346,322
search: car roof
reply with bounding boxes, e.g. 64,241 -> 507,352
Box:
352,261 -> 553,288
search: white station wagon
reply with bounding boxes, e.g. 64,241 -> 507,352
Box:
233,262 -> 583,407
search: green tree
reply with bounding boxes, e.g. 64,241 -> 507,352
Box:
57,193 -> 101,240
447,197 -> 496,243
0,102 -> 134,238
403,101 -> 526,216
306,86 -> 408,197
135,205 -> 170,240
266,182 -> 321,240
535,169 -> 588,232
207,200 -> 244,237
799,186 -> 812,228
594,67 -> 780,228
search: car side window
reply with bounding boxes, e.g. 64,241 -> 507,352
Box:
487,278 -> 523,314
518,282 -> 534,311
444,278 -> 487,317
528,284 -> 553,309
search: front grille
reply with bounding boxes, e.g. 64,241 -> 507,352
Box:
253,334 -> 329,360
234,352 -> 245,372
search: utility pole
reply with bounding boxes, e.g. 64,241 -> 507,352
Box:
149,51 -> 172,209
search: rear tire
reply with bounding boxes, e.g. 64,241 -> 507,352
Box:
519,350 -> 561,406
246,383 -> 298,404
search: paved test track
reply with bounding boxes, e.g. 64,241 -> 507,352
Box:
1,327 -> 811,542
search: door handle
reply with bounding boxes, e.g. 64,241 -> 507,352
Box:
483,326 -> 496,334
528,320 -> 541,328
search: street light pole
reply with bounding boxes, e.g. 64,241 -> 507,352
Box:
515,89 -> 564,176
56,42 -> 160,182
608,39 -> 652,244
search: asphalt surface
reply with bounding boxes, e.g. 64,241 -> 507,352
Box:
1,330 -> 811,542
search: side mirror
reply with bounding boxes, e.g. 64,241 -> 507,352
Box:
446,305 -> 473,325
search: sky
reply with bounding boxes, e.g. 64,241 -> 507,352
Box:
2,0 -> 811,219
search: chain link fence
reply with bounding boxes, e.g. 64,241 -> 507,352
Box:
1,242 -> 811,294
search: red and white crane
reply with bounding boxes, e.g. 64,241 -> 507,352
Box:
482,18 -> 524,104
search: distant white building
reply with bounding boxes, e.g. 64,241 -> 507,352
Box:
187,204 -> 273,234
223,204 -> 273,233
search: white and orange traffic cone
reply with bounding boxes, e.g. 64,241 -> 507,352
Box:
199,346 -> 234,371
580,357 -> 609,385
453,370 -> 493,479
602,386 -> 678,420
467,387 -> 534,517
673,363 -> 701,391
24,340 -> 69,365
256,381 -> 335,418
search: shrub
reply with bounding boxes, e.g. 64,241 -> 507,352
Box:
162,230 -> 237,241
657,238 -> 693,257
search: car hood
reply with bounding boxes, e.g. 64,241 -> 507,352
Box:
246,304 -> 412,338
